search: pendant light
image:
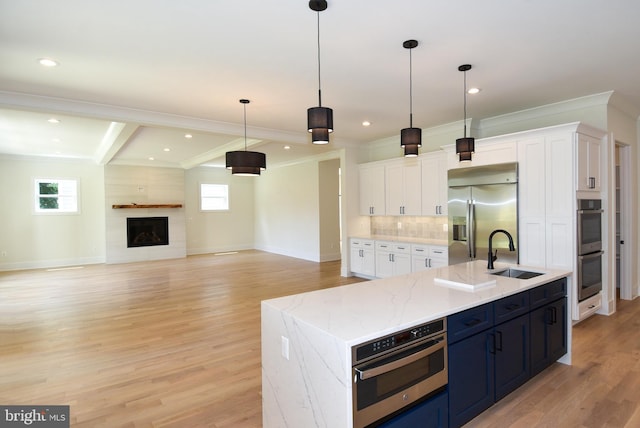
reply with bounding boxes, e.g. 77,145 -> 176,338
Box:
307,0 -> 333,144
225,99 -> 266,176
400,39 -> 421,157
455,64 -> 475,162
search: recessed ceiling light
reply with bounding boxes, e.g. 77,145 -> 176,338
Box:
184,134 -> 193,139
163,148 -> 171,152
148,157 -> 155,161
48,118 -> 60,124
284,145 -> 291,150
38,58 -> 59,67
52,138 -> 61,143
468,88 -> 481,94
362,121 -> 371,127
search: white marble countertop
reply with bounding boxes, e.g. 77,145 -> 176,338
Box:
262,260 -> 571,347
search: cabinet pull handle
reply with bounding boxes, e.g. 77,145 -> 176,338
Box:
495,331 -> 503,352
545,307 -> 553,325
464,318 -> 482,327
428,258 -> 432,268
425,259 -> 428,268
489,333 -> 496,354
551,306 -> 558,324
505,303 -> 520,311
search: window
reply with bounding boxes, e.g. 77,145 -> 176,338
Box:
34,178 -> 79,213
200,184 -> 229,211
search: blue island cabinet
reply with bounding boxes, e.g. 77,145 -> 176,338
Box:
447,291 -> 531,428
378,389 -> 449,428
447,278 -> 567,428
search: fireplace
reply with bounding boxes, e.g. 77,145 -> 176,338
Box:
127,217 -> 169,248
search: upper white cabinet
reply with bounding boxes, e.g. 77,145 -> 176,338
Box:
385,159 -> 421,215
576,133 -> 602,193
359,163 -> 386,216
447,141 -> 517,170
421,151 -> 448,216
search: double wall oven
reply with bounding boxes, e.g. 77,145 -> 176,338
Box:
351,318 -> 447,428
577,199 -> 604,301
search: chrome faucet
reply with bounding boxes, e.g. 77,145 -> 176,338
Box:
488,229 -> 516,269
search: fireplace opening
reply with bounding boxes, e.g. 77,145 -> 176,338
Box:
127,217 -> 169,248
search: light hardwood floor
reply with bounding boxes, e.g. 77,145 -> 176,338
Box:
0,251 -> 638,427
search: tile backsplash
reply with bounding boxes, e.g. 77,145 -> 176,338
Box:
371,216 -> 448,240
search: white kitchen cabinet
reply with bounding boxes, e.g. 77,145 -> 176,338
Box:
385,159 -> 421,215
350,238 -> 375,277
411,244 -> 448,272
420,151 -> 448,216
447,140 -> 517,170
517,131 -> 574,270
375,241 -> 411,278
576,133 -> 602,193
359,163 -> 386,216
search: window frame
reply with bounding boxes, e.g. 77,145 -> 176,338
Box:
200,183 -> 229,212
33,177 -> 80,214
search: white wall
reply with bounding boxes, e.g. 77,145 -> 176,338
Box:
0,156 -> 105,270
254,161 -> 321,262
185,166 -> 255,255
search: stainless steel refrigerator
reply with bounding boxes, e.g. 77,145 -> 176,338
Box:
448,162 -> 519,266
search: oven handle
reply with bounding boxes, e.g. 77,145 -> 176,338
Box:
354,338 -> 445,381
578,250 -> 604,262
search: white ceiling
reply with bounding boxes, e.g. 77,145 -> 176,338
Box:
1,0 -> 639,169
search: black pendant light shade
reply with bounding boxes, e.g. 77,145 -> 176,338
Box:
225,151 -> 266,175
456,64 -> 475,162
307,106 -> 333,132
400,39 -> 421,157
308,0 -> 333,144
455,136 -> 474,154
225,99 -> 266,176
311,127 -> 330,145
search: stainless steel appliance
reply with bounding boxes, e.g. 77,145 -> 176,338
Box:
448,162 -> 519,266
352,318 -> 447,428
577,199 -> 603,301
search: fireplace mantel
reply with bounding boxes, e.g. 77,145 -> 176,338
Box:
112,204 -> 183,209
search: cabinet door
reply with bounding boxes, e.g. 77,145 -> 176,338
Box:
378,389 -> 448,428
421,153 -> 447,216
386,161 -> 421,215
494,314 -> 530,401
375,251 -> 393,278
359,165 -> 386,215
531,297 -> 567,376
393,252 -> 412,276
448,331 -> 495,428
361,248 -> 376,277
576,134 -> 601,192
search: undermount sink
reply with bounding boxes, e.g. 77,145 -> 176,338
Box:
490,268 -> 544,279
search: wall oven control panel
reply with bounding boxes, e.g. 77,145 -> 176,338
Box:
353,318 -> 446,363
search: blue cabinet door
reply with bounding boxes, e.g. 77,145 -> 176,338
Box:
448,331 -> 494,428
378,390 -> 448,428
531,297 -> 567,376
494,313 -> 530,401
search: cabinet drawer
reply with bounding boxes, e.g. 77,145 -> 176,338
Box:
351,238 -> 374,248
411,244 -> 429,255
448,302 -> 494,345
376,241 -> 410,254
494,291 -> 530,325
530,278 -> 567,309
429,246 -> 448,260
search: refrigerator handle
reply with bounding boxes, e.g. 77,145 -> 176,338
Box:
469,199 -> 476,258
466,200 -> 472,258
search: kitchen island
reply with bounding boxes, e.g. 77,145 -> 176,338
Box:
261,260 -> 572,428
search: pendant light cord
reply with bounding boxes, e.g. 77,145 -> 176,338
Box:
316,10 -> 323,107
409,46 -> 413,128
463,69 -> 467,138
243,102 -> 248,151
